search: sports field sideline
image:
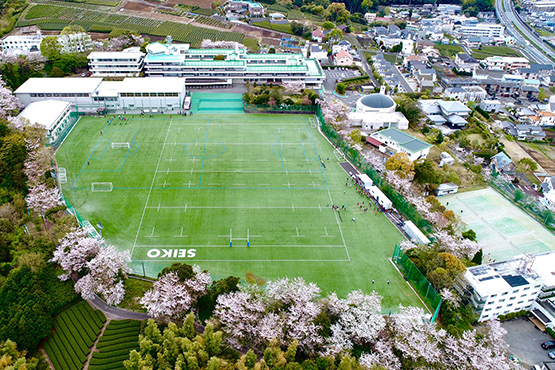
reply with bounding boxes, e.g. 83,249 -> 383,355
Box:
55,95 -> 423,310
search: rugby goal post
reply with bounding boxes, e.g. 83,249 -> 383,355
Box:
91,182 -> 113,192
58,167 -> 67,184
111,142 -> 130,149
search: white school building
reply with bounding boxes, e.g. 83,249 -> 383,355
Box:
16,100 -> 77,146
15,77 -> 187,113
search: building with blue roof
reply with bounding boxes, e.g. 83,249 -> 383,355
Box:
369,127 -> 433,161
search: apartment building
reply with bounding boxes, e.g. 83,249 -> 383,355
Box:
88,50 -> 146,76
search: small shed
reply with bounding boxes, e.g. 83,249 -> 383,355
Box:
403,221 -> 430,245
370,186 -> 392,210
357,174 -> 373,189
436,182 -> 459,196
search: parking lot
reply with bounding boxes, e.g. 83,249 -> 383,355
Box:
503,318 -> 554,368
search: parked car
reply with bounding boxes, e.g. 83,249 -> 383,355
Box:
549,351 -> 555,359
542,340 -> 555,349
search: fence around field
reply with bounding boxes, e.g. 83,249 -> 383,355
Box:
62,196 -> 102,240
314,107 -> 433,234
489,175 -> 555,233
392,244 -> 442,321
244,103 -> 317,114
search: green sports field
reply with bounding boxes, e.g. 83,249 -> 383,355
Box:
55,95 -> 423,310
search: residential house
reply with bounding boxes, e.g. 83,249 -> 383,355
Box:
437,100 -> 471,117
309,44 -> 327,61
334,50 -> 354,66
439,152 -> 456,167
484,56 -> 530,72
534,111 -> 555,126
540,176 -> 555,208
490,152 -> 516,175
444,87 -> 467,101
228,0 -> 264,16
480,99 -> 502,112
312,29 -> 325,43
455,53 -> 480,73
331,40 -> 351,54
365,13 -> 377,23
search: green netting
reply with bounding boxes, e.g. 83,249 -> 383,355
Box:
490,176 -> 555,233
62,196 -> 101,239
244,103 -> 317,113
47,112 -> 80,148
392,244 -> 442,321
315,106 -> 433,233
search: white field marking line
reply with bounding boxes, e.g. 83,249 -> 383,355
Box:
144,227 -> 157,238
184,203 -> 187,212
291,227 -> 305,238
319,204 -> 322,212
141,258 -> 350,262
191,168 -> 193,174
145,205 -> 323,209
312,181 -> 316,188
283,157 -> 286,163
158,169 -> 311,174
157,203 -> 160,211
165,157 -> 174,163
197,127 -> 201,133
388,257 -> 432,314
233,183 -> 246,186
208,183 -> 220,186
166,142 -> 308,146
292,203 -> 295,212
171,122 -> 303,127
235,159 -> 245,161
326,187 -> 351,262
258,183 -> 271,186
321,227 -> 334,238
173,227 -> 188,238
166,168 -> 169,175
136,244 -> 345,248
132,119 -> 173,254
257,159 -> 268,161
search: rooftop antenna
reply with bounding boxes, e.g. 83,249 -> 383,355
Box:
518,253 -> 536,275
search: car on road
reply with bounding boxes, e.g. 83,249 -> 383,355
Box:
542,341 -> 555,349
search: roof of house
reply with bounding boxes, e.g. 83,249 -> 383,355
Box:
335,50 -> 353,60
457,53 -> 479,63
492,152 -> 513,168
312,29 -> 325,37
437,100 -> 471,114
447,114 -> 468,125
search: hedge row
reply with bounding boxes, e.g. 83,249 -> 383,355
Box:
88,320 -> 141,370
44,301 -> 107,370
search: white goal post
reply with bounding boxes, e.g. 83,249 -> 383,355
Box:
333,148 -> 344,161
111,142 -> 130,149
309,117 -> 317,128
91,182 -> 113,192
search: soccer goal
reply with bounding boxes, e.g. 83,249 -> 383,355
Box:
111,142 -> 130,149
58,167 -> 67,184
91,182 -> 113,192
333,148 -> 344,161
309,117 -> 317,128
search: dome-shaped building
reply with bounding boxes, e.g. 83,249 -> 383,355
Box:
355,94 -> 396,113
348,93 -> 409,130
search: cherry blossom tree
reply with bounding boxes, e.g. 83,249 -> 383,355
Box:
359,341 -> 401,370
316,97 -> 349,128
141,265 -> 211,319
283,81 -> 305,95
324,291 -> 385,355
213,277 -> 324,352
432,230 -> 481,259
25,184 -> 62,216
0,76 -> 21,118
50,228 -> 102,281
75,245 -> 131,305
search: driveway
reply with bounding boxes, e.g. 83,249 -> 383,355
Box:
503,318 -> 554,368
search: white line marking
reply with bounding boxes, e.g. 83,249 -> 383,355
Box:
292,203 -> 295,212
184,203 -> 187,212
146,205 -> 323,209
157,203 -> 160,211
233,183 -> 245,186
319,204 -> 322,212
174,227 -> 188,238
191,168 -> 193,174
326,187 -> 351,261
166,168 -> 169,175
132,119 -> 173,255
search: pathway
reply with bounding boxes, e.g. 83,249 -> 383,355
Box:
83,320 -> 110,370
88,294 -> 151,321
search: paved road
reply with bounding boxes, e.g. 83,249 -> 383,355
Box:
496,0 -> 555,65
89,294 -> 151,320
503,318 -> 553,368
358,50 -> 378,87
391,62 -> 413,93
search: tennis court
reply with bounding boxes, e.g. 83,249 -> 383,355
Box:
55,93 -> 424,309
440,188 -> 555,262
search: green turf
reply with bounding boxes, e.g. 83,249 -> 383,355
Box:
55,96 -> 423,311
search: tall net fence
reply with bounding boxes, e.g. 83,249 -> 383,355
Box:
315,107 -> 433,233
244,103 -> 317,114
62,195 -> 101,240
490,175 -> 555,233
392,244 -> 442,321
